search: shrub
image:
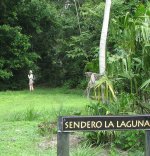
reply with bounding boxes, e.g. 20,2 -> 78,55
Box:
114,130 -> 145,150
84,92 -> 145,150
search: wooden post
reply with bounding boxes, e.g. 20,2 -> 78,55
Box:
145,130 -> 150,156
57,117 -> 69,156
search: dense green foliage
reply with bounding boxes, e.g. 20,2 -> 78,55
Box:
0,0 -> 149,152
0,0 -> 149,92
0,25 -> 38,89
0,0 -> 60,88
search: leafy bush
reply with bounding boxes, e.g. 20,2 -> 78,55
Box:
84,92 -> 145,150
114,130 -> 145,150
64,80 -> 79,89
0,25 -> 38,90
77,79 -> 87,89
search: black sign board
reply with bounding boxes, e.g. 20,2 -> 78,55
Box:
61,115 -> 150,132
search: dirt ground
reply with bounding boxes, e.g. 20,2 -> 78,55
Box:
38,133 -> 82,149
38,133 -> 129,156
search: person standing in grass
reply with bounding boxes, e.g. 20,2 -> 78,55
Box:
28,70 -> 34,91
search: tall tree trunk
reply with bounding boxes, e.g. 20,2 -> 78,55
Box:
74,0 -> 81,34
99,0 -> 111,75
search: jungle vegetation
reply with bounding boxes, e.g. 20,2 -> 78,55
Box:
0,0 -> 149,92
0,0 -> 150,154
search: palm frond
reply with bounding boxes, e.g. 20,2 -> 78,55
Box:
140,79 -> 150,89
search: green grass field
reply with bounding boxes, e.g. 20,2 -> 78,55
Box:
0,88 -> 89,156
0,88 -> 88,121
0,88 -> 144,156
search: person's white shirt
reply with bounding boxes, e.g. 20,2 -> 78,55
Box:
28,74 -> 33,80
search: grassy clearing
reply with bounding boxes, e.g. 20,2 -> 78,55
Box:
0,87 -> 88,122
0,88 -> 89,155
0,121 -> 39,156
0,121 -> 57,156
0,88 -> 144,156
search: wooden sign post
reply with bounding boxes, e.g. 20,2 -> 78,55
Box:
57,115 -> 150,156
57,117 -> 69,156
145,130 -> 150,156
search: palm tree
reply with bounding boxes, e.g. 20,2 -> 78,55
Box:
99,0 -> 112,75
97,0 -> 112,103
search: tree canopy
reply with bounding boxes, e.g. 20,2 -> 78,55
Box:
0,0 -> 149,94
